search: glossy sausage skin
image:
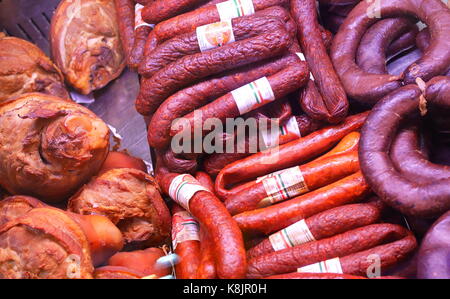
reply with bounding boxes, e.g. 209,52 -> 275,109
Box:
170,61 -> 309,137
136,21 -> 291,115
291,0 -> 349,123
359,76 -> 450,218
157,160 -> 247,279
234,171 -> 371,235
340,231 -> 417,277
216,130 -> 359,201
148,53 -> 299,149
172,204 -> 201,279
129,26 -> 152,69
196,227 -> 217,279
246,224 -> 411,278
357,17 -> 417,75
215,112 -> 368,193
139,6 -> 294,77
390,125 -> 450,184
225,151 -> 361,215
246,203 -> 381,259
331,0 -> 450,106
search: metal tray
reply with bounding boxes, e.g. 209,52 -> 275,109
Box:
0,0 -> 152,171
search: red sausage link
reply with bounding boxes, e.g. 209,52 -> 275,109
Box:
340,231 -> 417,277
225,151 -> 360,215
157,158 -> 247,279
215,112 -> 368,195
196,227 -> 217,279
203,113 -> 321,178
148,53 -> 299,150
136,22 -> 291,115
139,6 -> 294,77
115,0 -> 135,66
171,204 -> 201,279
234,171 -> 371,235
148,0 -> 289,50
215,130 -> 360,202
142,0 -> 208,24
170,61 -> 309,137
291,0 -> 349,123
195,171 -> 215,193
246,223 -> 411,278
246,203 -> 381,259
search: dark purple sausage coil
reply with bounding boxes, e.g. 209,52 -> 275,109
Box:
417,210 -> 450,279
359,76 -> 450,218
357,17 -> 418,75
390,125 -> 450,184
331,0 -> 450,106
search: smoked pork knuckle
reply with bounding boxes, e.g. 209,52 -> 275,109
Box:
68,168 -> 171,248
0,208 -> 94,279
50,0 -> 125,94
0,36 -> 68,103
0,93 -> 110,202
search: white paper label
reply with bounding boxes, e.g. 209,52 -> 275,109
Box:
298,257 -> 343,274
269,219 -> 316,251
171,211 -> 200,250
296,52 -> 306,61
168,174 -> 209,211
258,166 -> 309,207
261,116 -> 302,148
196,20 -> 236,52
216,0 -> 255,21
232,77 -> 276,115
135,4 -> 154,29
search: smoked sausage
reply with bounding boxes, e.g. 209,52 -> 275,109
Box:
136,21 -> 291,115
225,151 -> 361,215
331,0 -> 450,106
234,171 -> 371,235
291,0 -> 349,123
246,203 -> 381,259
156,157 -> 247,279
359,76 -> 450,218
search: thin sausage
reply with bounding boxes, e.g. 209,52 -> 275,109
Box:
215,112 -> 368,195
156,157 -> 247,279
246,223 -> 411,278
170,61 -> 309,137
171,204 -> 201,279
246,203 -> 381,259
225,151 -> 361,215
234,171 -> 371,235
291,0 -> 349,123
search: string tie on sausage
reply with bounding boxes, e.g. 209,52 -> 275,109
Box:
415,77 -> 428,116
